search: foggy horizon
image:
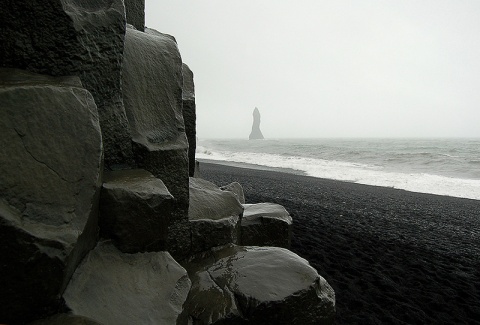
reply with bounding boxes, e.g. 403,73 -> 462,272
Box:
145,1 -> 480,139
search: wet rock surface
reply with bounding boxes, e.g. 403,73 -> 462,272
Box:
182,245 -> 336,325
100,169 -> 173,253
189,178 -> 244,221
241,203 -> 292,248
64,241 -> 191,325
189,178 -> 244,254
122,26 -> 190,256
0,69 -> 103,323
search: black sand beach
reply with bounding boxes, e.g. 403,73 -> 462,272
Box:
198,161 -> 480,325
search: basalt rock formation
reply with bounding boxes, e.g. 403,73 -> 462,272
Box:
221,181 -> 246,204
122,24 -> 190,257
182,64 -> 197,177
0,69 -> 103,322
99,169 -> 173,253
189,178 -> 243,254
63,241 -> 191,324
181,245 -> 336,325
249,107 -> 265,140
0,1 -> 335,324
242,203 -> 293,248
0,0 -> 134,169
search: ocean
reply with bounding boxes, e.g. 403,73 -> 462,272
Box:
196,138 -> 480,200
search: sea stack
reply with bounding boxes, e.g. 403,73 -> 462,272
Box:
249,107 -> 264,140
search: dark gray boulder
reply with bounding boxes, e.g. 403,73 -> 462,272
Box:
221,182 -> 246,204
189,178 -> 244,254
182,245 -> 336,325
124,0 -> 145,31
99,169 -> 173,253
0,69 -> 103,323
0,0 -> 134,168
241,203 -> 292,248
249,107 -> 265,140
122,26 -> 190,257
64,241 -> 191,325
182,63 -> 197,177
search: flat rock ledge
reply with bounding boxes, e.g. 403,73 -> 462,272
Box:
242,203 -> 293,248
63,241 -> 191,325
181,245 -> 336,325
189,178 -> 244,254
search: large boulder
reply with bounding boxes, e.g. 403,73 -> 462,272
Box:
0,0 -> 133,168
242,203 -> 292,248
63,241 -> 191,325
0,69 -> 103,323
189,178 -> 244,254
182,63 -> 197,177
122,26 -> 190,257
124,0 -> 145,31
182,245 -> 336,325
99,169 -> 174,253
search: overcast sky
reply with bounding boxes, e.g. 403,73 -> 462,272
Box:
145,1 -> 480,139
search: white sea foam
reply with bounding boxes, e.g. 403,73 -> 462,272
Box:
196,145 -> 480,200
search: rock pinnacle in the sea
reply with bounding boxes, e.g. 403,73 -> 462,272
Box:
249,107 -> 264,140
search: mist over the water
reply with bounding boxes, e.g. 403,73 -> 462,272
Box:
146,1 -> 480,139
197,138 -> 480,200
146,2 -> 480,197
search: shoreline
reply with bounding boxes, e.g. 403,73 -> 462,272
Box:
197,157 -> 308,176
198,160 -> 480,324
198,158 -> 480,202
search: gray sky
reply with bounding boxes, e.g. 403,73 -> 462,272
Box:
145,1 -> 480,139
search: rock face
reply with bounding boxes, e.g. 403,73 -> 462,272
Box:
64,241 -> 191,325
99,169 -> 173,253
242,203 -> 293,248
182,245 -> 336,325
189,178 -> 244,254
0,69 -> 103,323
182,63 -> 197,177
122,26 -> 190,257
0,0 -> 134,168
249,107 -> 265,140
124,0 -> 145,31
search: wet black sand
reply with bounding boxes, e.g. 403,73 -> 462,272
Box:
198,161 -> 480,325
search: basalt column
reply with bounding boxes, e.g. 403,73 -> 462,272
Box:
122,26 -> 190,257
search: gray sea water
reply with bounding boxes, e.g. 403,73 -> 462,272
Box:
197,138 -> 480,200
